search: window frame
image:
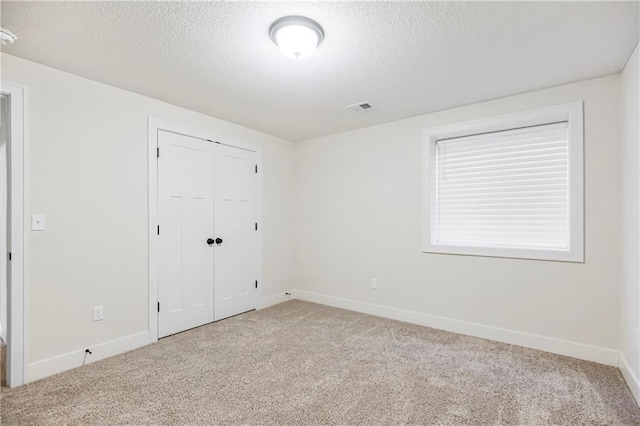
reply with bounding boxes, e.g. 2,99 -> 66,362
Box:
421,102 -> 584,262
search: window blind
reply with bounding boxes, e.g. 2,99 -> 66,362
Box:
434,121 -> 569,250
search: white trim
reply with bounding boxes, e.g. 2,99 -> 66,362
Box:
147,118 -> 159,343
260,292 -> 290,309
291,289 -> 618,366
619,353 -> 640,406
147,117 -> 263,343
1,81 -> 26,387
26,331 -> 149,383
421,102 -> 584,263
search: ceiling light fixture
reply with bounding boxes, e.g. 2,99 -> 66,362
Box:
0,28 -> 17,45
269,16 -> 324,60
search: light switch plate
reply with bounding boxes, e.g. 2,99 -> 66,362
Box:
31,214 -> 46,231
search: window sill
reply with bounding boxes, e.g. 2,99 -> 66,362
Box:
422,243 -> 584,263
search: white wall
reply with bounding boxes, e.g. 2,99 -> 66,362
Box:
294,75 -> 622,359
621,42 -> 640,400
0,54 -> 295,372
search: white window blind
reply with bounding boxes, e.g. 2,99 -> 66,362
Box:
433,121 -> 569,250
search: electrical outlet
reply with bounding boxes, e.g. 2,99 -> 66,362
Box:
93,306 -> 104,322
371,278 -> 378,289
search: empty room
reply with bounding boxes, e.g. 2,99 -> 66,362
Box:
0,1 -> 639,424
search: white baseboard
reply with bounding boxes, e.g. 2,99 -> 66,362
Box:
260,292 -> 291,309
292,289 -> 619,367
20,292 -> 627,394
619,353 -> 640,405
24,294 -> 292,384
26,331 -> 150,383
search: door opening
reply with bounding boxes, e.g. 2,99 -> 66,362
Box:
1,81 -> 25,387
0,93 -> 8,385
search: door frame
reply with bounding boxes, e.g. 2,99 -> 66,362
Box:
147,118 -> 262,343
2,81 -> 26,387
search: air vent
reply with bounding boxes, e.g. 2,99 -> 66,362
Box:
346,102 -> 373,112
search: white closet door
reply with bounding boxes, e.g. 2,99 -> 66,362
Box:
214,144 -> 259,320
157,130 -> 214,338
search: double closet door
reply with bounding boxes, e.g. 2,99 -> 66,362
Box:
157,130 -> 259,338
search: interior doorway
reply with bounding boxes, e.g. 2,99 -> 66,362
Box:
0,81 -> 25,387
0,93 -> 8,386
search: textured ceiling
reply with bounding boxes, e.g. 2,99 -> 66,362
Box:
1,1 -> 638,142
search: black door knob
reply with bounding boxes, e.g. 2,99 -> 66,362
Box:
215,238 -> 223,245
207,238 -> 215,245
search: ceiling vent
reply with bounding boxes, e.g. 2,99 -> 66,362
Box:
346,102 -> 373,113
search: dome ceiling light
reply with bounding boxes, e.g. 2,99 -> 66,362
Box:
269,16 -> 324,60
0,28 -> 17,45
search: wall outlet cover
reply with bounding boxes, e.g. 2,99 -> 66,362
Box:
93,306 -> 104,322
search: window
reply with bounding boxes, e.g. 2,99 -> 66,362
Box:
422,103 -> 584,262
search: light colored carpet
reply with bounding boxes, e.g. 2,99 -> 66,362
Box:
1,300 -> 639,425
